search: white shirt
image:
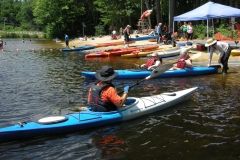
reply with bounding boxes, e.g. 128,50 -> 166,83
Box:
209,41 -> 229,61
187,25 -> 193,33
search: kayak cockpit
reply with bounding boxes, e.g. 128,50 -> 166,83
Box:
89,98 -> 138,112
125,98 -> 137,105
90,105 -> 108,112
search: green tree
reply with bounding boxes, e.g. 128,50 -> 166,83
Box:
0,0 -> 21,28
94,0 -> 141,30
16,0 -> 37,30
33,0 -> 86,38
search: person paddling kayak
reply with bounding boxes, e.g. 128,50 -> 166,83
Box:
88,66 -> 129,111
140,52 -> 162,70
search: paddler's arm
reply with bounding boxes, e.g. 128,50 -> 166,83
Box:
148,60 -> 161,70
107,86 -> 129,108
116,86 -> 129,107
208,47 -> 214,66
117,92 -> 128,107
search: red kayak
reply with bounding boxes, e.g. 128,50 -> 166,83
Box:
108,45 -> 159,56
85,47 -> 137,58
85,45 -> 159,58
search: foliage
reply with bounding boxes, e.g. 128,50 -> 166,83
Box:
215,23 -> 239,40
215,24 -> 232,37
233,30 -> 239,40
95,24 -> 106,36
192,21 -> 207,39
93,0 -> 139,30
33,0 -> 95,38
0,0 -> 240,39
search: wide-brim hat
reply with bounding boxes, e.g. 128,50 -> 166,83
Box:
95,66 -> 118,81
127,25 -> 131,28
205,38 -> 217,47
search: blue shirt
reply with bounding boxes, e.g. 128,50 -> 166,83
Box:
156,26 -> 161,34
65,35 -> 69,41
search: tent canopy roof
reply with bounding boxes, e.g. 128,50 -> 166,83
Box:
174,2 -> 240,21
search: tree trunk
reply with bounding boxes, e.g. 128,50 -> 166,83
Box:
168,0 -> 175,31
155,0 -> 161,24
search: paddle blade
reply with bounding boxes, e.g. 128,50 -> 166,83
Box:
146,63 -> 173,79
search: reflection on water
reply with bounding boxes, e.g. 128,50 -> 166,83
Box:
90,134 -> 128,159
0,39 -> 240,159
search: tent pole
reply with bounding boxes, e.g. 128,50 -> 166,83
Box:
173,20 -> 174,33
212,19 -> 214,38
207,19 -> 209,39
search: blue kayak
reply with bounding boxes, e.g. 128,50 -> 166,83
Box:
82,66 -> 219,80
61,46 -> 94,52
0,87 -> 197,142
129,35 -> 158,41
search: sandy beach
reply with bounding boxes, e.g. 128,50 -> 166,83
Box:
61,34 -> 240,63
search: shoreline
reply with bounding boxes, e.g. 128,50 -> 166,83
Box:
61,34 -> 240,63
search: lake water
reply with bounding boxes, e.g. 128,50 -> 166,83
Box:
0,39 -> 240,160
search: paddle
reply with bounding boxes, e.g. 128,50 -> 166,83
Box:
118,63 -> 173,94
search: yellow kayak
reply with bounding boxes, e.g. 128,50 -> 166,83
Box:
121,47 -> 176,58
231,49 -> 240,56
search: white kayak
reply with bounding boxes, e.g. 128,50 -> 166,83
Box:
147,46 -> 193,57
119,87 -> 197,120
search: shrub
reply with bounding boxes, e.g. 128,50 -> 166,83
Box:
192,21 -> 209,40
95,24 -> 106,36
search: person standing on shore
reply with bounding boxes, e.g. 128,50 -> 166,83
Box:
123,25 -> 131,48
187,22 -> 194,41
64,34 -> 69,48
119,27 -> 123,38
205,39 -> 231,74
0,39 -> 3,49
181,22 -> 188,40
156,23 -> 162,44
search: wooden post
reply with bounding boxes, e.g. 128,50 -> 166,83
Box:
83,26 -> 84,37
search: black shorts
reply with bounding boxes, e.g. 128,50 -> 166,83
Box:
65,40 -> 69,46
124,35 -> 129,42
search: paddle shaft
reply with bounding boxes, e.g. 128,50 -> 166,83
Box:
117,77 -> 148,95
118,63 -> 173,94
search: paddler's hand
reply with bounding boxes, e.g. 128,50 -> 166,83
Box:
124,86 -> 129,93
147,66 -> 152,70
